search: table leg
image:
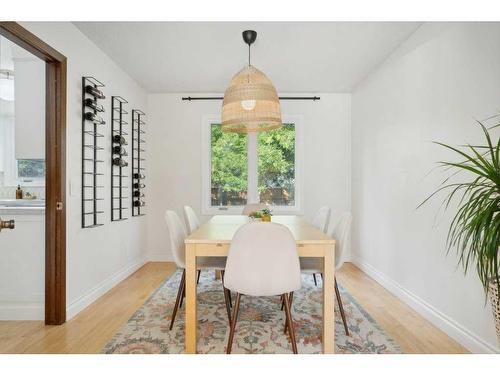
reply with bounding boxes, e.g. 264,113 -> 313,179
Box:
185,243 -> 197,353
323,244 -> 335,354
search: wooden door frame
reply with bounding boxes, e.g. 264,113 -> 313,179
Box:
0,22 -> 67,325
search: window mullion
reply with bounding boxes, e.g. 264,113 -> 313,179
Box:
247,133 -> 259,203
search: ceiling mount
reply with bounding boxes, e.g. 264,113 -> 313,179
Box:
242,30 -> 257,46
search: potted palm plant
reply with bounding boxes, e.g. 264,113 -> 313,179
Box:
420,119 -> 500,344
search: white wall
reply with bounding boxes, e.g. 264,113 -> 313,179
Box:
16,22 -> 149,319
147,93 -> 351,261
351,22 -> 500,353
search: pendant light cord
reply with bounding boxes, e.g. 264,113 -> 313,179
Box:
247,44 -> 251,83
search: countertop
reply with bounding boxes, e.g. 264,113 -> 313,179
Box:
0,199 -> 45,215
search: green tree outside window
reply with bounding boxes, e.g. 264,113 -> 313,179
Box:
210,123 -> 295,207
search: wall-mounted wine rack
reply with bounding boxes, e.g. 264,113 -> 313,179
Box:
131,109 -> 146,216
82,76 -> 106,228
111,96 -> 129,221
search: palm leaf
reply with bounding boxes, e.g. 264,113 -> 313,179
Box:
420,120 -> 500,299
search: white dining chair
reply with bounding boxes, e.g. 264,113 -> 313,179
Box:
164,210 -> 232,329
223,222 -> 301,354
242,202 -> 269,215
311,206 -> 331,233
183,205 -> 231,300
183,205 -> 200,235
300,211 -> 352,335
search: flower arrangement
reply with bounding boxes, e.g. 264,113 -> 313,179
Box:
248,211 -> 263,220
248,208 -> 273,222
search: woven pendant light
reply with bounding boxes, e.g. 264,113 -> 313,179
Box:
221,30 -> 282,133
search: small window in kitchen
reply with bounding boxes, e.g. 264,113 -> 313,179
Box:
17,159 -> 45,185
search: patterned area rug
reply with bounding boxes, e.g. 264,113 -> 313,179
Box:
103,270 -> 402,354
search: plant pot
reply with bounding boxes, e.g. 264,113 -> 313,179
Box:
489,278 -> 500,344
262,215 -> 271,222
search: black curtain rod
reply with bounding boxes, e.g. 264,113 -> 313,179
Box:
182,96 -> 320,101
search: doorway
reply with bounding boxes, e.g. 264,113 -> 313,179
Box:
0,22 -> 66,325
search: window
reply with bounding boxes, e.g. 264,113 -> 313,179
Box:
17,159 -> 45,184
210,124 -> 248,207
258,123 -> 295,206
203,116 -> 301,214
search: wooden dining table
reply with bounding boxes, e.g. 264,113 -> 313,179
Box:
184,214 -> 336,354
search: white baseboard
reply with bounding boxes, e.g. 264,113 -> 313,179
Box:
0,302 -> 44,320
66,256 -> 147,320
351,256 -> 499,354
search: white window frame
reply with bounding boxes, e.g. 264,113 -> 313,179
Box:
15,159 -> 46,187
202,114 -> 303,215
2,158 -> 45,187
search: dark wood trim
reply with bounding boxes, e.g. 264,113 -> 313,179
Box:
0,22 -> 67,325
0,22 -> 65,63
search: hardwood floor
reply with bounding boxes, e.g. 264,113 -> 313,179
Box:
0,261 -> 467,354
337,263 -> 468,354
0,262 -> 176,353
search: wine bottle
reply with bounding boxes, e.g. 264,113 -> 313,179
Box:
112,135 -> 127,145
133,182 -> 145,189
113,145 -> 127,156
112,157 -> 128,167
84,98 -> 104,112
133,173 -> 145,179
133,190 -> 145,197
85,112 -> 105,124
133,200 -> 146,207
85,85 -> 105,99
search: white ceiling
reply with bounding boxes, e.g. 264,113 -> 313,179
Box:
74,22 -> 421,93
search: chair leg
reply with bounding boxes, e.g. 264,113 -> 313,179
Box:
226,293 -> 241,354
313,273 -> 317,286
180,286 -> 185,308
221,270 -> 232,308
284,291 -> 294,333
196,270 -> 201,285
179,270 -> 189,309
169,270 -> 186,330
283,293 -> 298,354
335,278 -> 349,336
220,271 -> 231,324
223,287 -> 232,325
280,295 -> 285,311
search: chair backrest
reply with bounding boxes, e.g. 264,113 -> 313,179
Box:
331,212 -> 352,270
242,202 -> 269,215
164,210 -> 187,269
312,206 -> 331,233
223,222 -> 301,296
183,205 -> 200,235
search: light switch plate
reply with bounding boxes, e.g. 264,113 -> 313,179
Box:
69,179 -> 75,197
